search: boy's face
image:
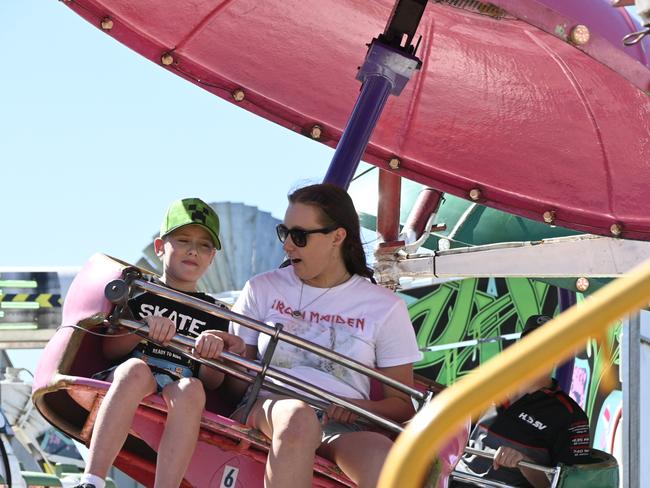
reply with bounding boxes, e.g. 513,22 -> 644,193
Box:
155,224 -> 216,291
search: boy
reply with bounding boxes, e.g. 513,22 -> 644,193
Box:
75,198 -> 245,488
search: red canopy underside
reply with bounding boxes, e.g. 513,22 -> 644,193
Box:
66,0 -> 650,239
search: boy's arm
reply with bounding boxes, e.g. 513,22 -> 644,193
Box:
102,316 -> 176,361
222,345 -> 258,400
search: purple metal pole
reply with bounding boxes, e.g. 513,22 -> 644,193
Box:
323,42 -> 420,189
555,288 -> 577,393
324,76 -> 393,188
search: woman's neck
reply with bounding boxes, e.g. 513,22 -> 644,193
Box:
303,264 -> 351,288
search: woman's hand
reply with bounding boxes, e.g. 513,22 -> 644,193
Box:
324,399 -> 359,424
144,316 -> 176,345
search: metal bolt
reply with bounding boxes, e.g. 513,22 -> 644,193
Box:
543,210 -> 556,224
232,89 -> 245,102
575,277 -> 590,293
468,188 -> 481,201
610,223 -> 623,236
100,17 -> 114,31
309,125 -> 322,140
570,24 -> 590,45
388,158 -> 401,170
161,53 -> 175,66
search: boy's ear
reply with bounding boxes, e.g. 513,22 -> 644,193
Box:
154,237 -> 165,258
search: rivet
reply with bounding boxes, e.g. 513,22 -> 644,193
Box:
610,223 -> 623,237
569,24 -> 590,45
100,17 -> 113,30
575,277 -> 590,293
543,210 -> 556,224
232,89 -> 245,102
309,125 -> 322,140
469,188 -> 481,201
388,158 -> 401,170
161,53 -> 175,66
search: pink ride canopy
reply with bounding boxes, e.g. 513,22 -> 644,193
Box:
64,0 -> 650,239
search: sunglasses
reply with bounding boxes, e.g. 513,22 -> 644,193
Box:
276,224 -> 337,247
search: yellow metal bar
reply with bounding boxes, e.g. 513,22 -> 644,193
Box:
379,258 -> 650,488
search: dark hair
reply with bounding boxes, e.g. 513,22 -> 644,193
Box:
288,183 -> 374,280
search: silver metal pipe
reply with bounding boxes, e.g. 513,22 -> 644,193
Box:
450,471 -> 514,488
132,278 -> 425,402
119,319 -> 403,433
464,447 -> 559,476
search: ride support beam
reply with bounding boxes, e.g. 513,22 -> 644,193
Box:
323,0 -> 423,188
401,188 -> 443,243
377,169 -> 402,243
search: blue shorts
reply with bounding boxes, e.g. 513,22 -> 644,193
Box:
92,353 -> 194,393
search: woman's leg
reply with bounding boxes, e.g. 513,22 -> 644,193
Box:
155,377 -> 206,488
318,431 -> 394,488
247,396 -> 322,488
85,358 -> 157,479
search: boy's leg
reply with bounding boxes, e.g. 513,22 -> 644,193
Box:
247,396 -> 322,488
154,377 -> 206,488
84,358 -> 157,480
317,431 -> 393,488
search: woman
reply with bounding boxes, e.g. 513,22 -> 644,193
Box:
230,183 -> 421,488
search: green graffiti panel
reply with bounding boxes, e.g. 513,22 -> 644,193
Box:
406,277 -> 556,385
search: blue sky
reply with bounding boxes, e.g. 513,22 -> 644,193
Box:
1,0 -> 336,268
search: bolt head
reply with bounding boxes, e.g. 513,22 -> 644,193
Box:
610,223 -> 623,236
388,158 -> 401,170
100,18 -> 114,31
232,89 -> 245,102
543,210 -> 556,224
469,188 -> 481,201
575,277 -> 590,293
570,24 -> 590,45
309,125 -> 322,140
161,53 -> 175,66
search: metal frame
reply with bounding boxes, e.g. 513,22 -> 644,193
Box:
106,276 -> 429,434
373,235 -> 650,286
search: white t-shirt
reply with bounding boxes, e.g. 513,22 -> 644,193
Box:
230,266 -> 422,400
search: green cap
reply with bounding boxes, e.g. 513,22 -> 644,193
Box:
160,198 -> 222,250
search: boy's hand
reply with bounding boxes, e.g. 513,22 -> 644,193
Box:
195,330 -> 246,358
144,316 -> 176,345
195,331 -> 225,359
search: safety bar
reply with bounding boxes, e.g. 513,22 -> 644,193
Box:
448,472 -> 518,488
118,318 -> 404,433
463,447 -> 559,477
378,258 -> 650,487
130,278 -> 425,403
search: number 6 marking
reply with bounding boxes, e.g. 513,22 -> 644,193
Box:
220,466 -> 239,488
